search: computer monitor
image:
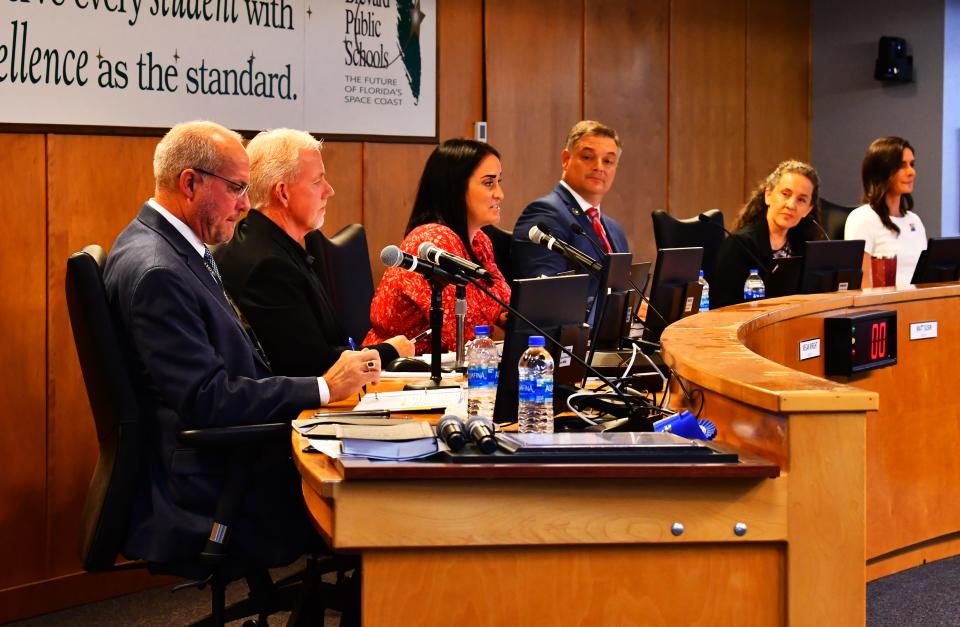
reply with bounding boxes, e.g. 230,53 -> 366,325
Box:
493,274 -> 591,423
912,237 -> 960,284
799,240 -> 865,294
640,247 -> 704,347
590,252 -> 633,350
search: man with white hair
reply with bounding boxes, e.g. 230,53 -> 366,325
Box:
216,128 -> 413,376
104,120 -> 379,568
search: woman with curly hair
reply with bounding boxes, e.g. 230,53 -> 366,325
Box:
712,160 -> 824,308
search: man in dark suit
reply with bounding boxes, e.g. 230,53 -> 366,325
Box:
215,128 -> 414,376
512,120 -> 630,301
104,120 -> 381,567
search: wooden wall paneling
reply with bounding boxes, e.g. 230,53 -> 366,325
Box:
319,142 -> 363,236
669,0 -> 747,221
744,0 -> 811,197
584,0 -> 669,265
484,0 -> 582,231
0,134 -> 47,590
437,0 -> 484,140
363,143 -> 436,283
46,135 -> 158,576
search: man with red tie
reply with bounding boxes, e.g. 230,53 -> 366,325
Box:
511,120 -> 630,300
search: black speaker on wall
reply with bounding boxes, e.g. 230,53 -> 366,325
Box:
874,36 -> 913,83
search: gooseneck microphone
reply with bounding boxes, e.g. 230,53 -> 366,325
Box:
436,415 -> 467,451
465,417 -> 498,454
418,242 -> 491,280
528,223 -> 603,273
805,215 -> 830,240
569,223 -> 669,330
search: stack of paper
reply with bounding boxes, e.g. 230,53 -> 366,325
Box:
300,418 -> 441,461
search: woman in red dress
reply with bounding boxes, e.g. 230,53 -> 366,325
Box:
365,139 -> 511,354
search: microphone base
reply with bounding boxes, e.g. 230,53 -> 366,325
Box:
403,378 -> 462,391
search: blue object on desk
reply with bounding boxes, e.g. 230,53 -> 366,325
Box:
347,337 -> 357,351
653,410 -> 716,441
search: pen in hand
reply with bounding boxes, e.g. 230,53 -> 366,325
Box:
347,336 -> 366,398
411,328 -> 433,342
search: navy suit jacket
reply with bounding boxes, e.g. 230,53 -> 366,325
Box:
104,204 -> 322,566
512,182 -> 630,297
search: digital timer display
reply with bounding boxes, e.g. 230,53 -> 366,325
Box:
824,310 -> 898,376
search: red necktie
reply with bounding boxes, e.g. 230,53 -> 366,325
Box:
586,207 -> 612,253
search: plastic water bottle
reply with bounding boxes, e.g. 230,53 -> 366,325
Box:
698,270 -> 710,312
517,336 -> 554,434
466,325 -> 498,422
743,269 -> 766,301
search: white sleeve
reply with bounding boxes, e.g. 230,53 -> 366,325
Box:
844,207 -> 878,256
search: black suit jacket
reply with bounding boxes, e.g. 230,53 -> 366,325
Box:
104,204 -> 322,566
215,209 -> 397,376
712,218 -> 818,308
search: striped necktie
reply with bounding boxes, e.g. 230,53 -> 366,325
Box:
586,207 -> 613,254
202,247 -> 272,370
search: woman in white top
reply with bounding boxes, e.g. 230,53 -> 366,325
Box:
844,136 -> 927,287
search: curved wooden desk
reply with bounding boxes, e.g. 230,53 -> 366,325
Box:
661,283 -> 960,588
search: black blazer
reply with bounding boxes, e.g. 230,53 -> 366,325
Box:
104,204 -> 322,566
712,218 -> 818,308
215,209 -> 397,377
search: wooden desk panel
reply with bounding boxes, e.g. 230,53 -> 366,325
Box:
663,283 -> 960,585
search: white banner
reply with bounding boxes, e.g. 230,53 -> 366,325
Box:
0,0 -> 436,138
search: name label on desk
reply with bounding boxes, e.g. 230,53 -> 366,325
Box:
909,321 -> 938,340
799,338 -> 821,361
559,346 -> 573,368
684,297 -> 695,313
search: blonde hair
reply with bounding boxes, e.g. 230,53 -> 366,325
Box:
246,128 -> 323,209
153,120 -> 244,191
564,120 -> 622,153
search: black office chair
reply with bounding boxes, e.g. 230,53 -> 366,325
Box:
482,223 -> 514,284
66,245 -> 346,626
820,198 -> 857,241
651,209 -> 725,285
307,224 -> 375,342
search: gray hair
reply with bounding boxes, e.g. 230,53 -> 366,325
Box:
564,120 -> 622,154
153,120 -> 244,191
246,128 -> 323,209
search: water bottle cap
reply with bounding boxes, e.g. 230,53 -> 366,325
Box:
474,325 -> 490,335
527,335 -> 545,347
749,269 -> 758,274
699,270 -> 704,278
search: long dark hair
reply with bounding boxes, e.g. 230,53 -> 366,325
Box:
734,160 -> 823,234
862,136 -> 915,235
405,138 -> 501,266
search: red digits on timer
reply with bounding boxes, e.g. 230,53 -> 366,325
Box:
870,321 -> 887,360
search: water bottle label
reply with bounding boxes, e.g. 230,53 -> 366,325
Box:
468,365 -> 485,387
519,377 -> 552,403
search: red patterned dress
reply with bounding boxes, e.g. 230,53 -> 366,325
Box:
364,223 -> 511,354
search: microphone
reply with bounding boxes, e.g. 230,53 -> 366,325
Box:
436,414 -> 467,452
528,223 -> 603,273
465,417 -> 497,454
804,215 -> 830,240
417,242 -> 490,280
571,223 -> 670,330
380,245 -> 465,284
697,213 -> 774,275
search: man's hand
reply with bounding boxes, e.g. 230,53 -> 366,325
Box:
325,348 -> 381,403
385,335 -> 416,357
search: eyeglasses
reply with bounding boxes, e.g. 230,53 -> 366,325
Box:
192,167 -> 250,198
